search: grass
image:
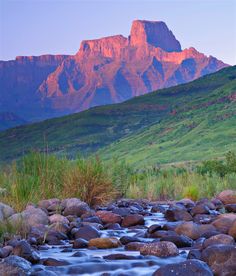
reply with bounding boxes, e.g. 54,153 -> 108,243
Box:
0,66 -> 235,168
0,152 -> 235,211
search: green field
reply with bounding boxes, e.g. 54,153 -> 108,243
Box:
0,66 -> 236,167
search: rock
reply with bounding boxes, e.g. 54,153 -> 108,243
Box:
73,238 -> 88,248
12,240 -> 40,264
112,207 -> 131,217
22,206 -> 49,227
177,199 -> 195,208
149,230 -> 177,239
44,230 -> 68,245
120,236 -> 140,245
73,225 -> 100,241
96,211 -> 122,224
203,234 -> 235,249
153,259 -> 213,276
103,254 -> 141,260
42,258 -> 70,266
226,204 -> 236,213
0,203 -> 15,221
160,235 -> 193,248
211,198 -> 224,210
0,246 -> 13,258
0,255 -> 32,275
212,215 -> 236,233
121,214 -> 144,227
82,216 -> 102,224
201,244 -> 236,275
49,214 -> 69,224
88,237 -> 120,249
125,242 -> 145,251
229,220 -> 236,238
38,199 -> 60,210
148,224 -> 162,234
191,204 -> 210,216
50,222 -> 70,234
217,190 -> 236,204
140,241 -> 178,257
193,214 -> 217,224
187,249 -> 202,260
165,207 -> 192,222
63,198 -> 90,217
175,222 -> 200,240
104,223 -> 122,230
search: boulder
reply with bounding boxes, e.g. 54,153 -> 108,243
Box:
73,225 -> 100,241
212,215 -> 236,233
121,214 -> 144,227
73,238 -> 88,248
201,244 -> 236,275
203,234 -> 235,249
153,259 -> 213,276
38,198 -> 60,210
63,198 -> 90,217
0,255 -> 32,275
165,207 -> 192,222
125,242 -> 145,251
96,211 -> 122,224
49,214 -> 69,224
0,203 -> 15,221
88,237 -> 121,249
217,190 -> 236,204
0,246 -> 13,258
42,258 -> 70,266
226,204 -> 236,213
175,222 -> 200,240
120,236 -> 140,245
12,240 -> 40,264
160,234 -> 193,248
140,241 -> 178,257
229,220 -> 236,238
22,206 -> 49,227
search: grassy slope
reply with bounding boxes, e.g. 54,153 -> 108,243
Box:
0,66 -> 236,166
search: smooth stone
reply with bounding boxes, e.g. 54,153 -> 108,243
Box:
160,234 -> 193,248
229,220 -> 236,238
12,240 -> 40,264
140,241 -> 179,257
73,225 -> 100,241
0,255 -> 32,275
43,258 -> 70,266
165,207 -> 193,222
121,214 -> 145,227
73,238 -> 88,248
96,211 -> 122,224
49,214 -> 69,224
175,222 -> 200,240
88,237 -> 121,249
225,204 -> 236,213
217,190 -> 236,204
203,234 -> 235,249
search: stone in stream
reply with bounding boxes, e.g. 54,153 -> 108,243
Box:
0,246 -> 13,258
103,254 -> 142,260
121,214 -> 145,227
187,249 -> 202,260
73,225 -> 100,240
73,238 -> 88,248
95,210 -> 122,224
0,255 -> 32,275
12,240 -> 40,264
44,229 -> 68,245
226,204 -> 236,213
212,214 -> 236,233
88,237 -> 121,249
160,234 -> 193,248
190,204 -> 210,216
147,224 -> 163,234
42,257 -> 70,266
120,236 -> 141,245
165,207 -> 193,222
125,242 -> 146,251
203,234 -> 235,249
201,244 -> 236,275
229,220 -> 236,238
63,199 -> 90,217
153,259 -> 213,276
217,190 -> 236,204
175,221 -> 200,240
140,241 -> 179,257
149,230 -> 177,239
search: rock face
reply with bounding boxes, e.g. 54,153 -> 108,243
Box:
0,20 -> 227,128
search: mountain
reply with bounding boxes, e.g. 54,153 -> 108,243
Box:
0,66 -> 235,165
0,20 -> 227,128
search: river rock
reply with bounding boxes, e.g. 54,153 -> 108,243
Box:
212,214 -> 236,233
12,240 -> 40,264
49,214 -> 69,224
190,204 -> 210,216
42,258 -> 70,266
63,198 -> 90,217
0,246 -> 13,258
175,222 -> 200,240
201,244 -> 236,275
96,211 -> 122,224
120,236 -> 141,245
226,204 -> 236,213
88,237 -> 121,249
160,234 -> 193,248
0,255 -> 32,275
165,207 -> 192,222
121,214 -> 144,227
0,202 -> 15,221
229,220 -> 236,238
203,234 -> 235,249
73,238 -> 88,248
22,206 -> 49,227
73,225 -> 100,240
140,241 -> 179,257
217,190 -> 236,204
38,199 -> 60,210
125,242 -> 146,251
153,259 -> 213,276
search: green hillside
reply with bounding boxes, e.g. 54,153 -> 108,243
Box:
0,66 -> 236,166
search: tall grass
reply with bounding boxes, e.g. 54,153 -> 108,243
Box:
0,152 -> 235,211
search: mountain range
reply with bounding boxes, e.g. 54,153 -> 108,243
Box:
0,20 -> 228,130
1,66 -> 235,166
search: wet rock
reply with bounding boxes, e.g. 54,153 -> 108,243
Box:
201,244 -> 236,275
140,241 -> 179,257
187,249 -> 202,260
148,224 -> 162,234
201,230 -> 221,239
73,238 -> 88,248
211,198 -> 224,211
191,204 -> 210,216
45,230 -> 68,245
124,242 -> 145,251
177,199 -> 195,209
198,224 -> 217,236
104,223 -> 122,230
193,214 -> 217,224
217,190 -> 236,205
212,215 -> 236,233
151,205 -> 166,213
165,207 -> 192,222
203,234 -> 235,249
103,254 -> 142,260
153,259 -> 213,276
175,222 -> 200,240
121,214 -> 144,227
96,211 -> 122,224
160,234 -> 193,248
0,202 -> 15,221
82,216 -> 102,224
226,204 -> 236,213
0,255 -> 32,275
0,246 -> 13,258
229,220 -> 236,238
88,237 -> 121,249
149,230 -> 177,239
43,258 -> 70,266
112,207 -> 131,216
119,236 -> 141,245
12,240 -> 40,264
49,214 -> 69,224
73,225 -> 100,241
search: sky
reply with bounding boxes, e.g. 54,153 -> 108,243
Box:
0,0 -> 236,65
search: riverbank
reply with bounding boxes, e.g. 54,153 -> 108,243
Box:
0,189 -> 235,275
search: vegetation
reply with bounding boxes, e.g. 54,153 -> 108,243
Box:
0,152 -> 235,211
0,66 -> 235,168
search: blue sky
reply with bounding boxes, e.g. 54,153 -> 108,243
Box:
0,0 -> 235,64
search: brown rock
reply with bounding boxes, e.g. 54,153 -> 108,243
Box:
175,222 -> 200,240
203,234 -> 235,249
140,241 -> 179,257
121,214 -> 144,227
96,211 -> 122,224
217,190 -> 236,204
88,237 -> 121,249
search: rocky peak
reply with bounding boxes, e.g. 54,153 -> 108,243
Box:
129,20 -> 181,52
78,35 -> 128,58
